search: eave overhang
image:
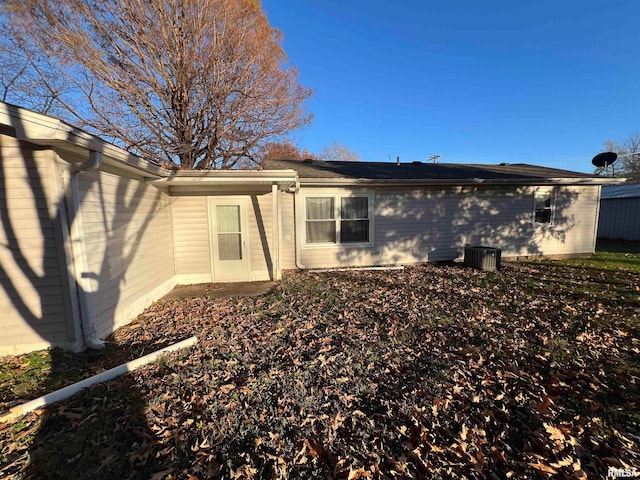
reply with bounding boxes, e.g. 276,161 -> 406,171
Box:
0,102 -> 165,179
148,170 -> 298,188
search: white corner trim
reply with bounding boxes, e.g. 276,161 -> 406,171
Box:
52,157 -> 84,352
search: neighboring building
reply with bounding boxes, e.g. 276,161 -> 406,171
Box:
598,184 -> 640,241
0,103 -> 618,355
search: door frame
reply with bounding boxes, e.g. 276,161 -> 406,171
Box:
208,196 -> 251,282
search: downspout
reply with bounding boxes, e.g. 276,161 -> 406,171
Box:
68,150 -> 106,349
271,183 -> 281,280
52,155 -> 84,352
292,178 -> 306,270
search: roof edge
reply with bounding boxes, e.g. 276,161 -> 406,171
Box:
298,177 -> 623,187
0,102 -> 166,178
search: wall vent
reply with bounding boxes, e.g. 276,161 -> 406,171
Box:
463,246 -> 502,271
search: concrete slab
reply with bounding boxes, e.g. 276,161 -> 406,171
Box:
162,281 -> 277,300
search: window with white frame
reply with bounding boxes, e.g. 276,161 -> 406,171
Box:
533,188 -> 554,224
305,194 -> 372,245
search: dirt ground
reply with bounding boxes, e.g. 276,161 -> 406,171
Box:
161,281 -> 277,300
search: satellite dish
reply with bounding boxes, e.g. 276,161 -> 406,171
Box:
592,151 -> 618,168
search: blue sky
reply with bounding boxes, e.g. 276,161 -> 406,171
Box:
262,0 -> 640,172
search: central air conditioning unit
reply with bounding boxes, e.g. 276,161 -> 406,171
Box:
463,246 -> 502,271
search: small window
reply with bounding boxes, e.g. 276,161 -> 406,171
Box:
534,189 -> 554,224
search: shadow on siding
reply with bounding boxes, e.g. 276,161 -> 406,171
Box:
0,112 -> 164,476
334,186 -> 579,266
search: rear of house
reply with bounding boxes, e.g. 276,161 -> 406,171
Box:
266,159 -> 606,269
0,103 -> 618,355
0,103 -> 294,355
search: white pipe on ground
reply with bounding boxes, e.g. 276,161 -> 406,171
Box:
0,336 -> 198,423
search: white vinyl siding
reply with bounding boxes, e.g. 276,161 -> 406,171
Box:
289,185 -> 600,268
0,136 -> 75,354
171,192 -> 276,282
171,196 -> 212,279
75,170 -> 175,337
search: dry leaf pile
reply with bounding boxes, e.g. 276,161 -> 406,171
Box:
1,262 -> 638,479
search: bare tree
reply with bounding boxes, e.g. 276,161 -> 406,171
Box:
0,16 -> 69,114
319,142 -> 361,162
602,133 -> 640,181
4,0 -> 312,169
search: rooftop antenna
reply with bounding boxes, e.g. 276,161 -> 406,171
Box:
428,154 -> 442,164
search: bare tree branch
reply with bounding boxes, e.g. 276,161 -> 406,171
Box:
602,133 -> 640,181
4,0 -> 313,169
319,143 -> 361,162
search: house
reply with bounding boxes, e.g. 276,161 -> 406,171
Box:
597,183 -> 640,241
0,103 -> 296,355
0,102 -> 619,355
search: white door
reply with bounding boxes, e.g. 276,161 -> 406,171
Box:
209,197 -> 251,282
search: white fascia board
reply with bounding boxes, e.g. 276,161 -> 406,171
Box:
149,170 -> 298,186
0,102 -> 61,138
0,102 -> 165,178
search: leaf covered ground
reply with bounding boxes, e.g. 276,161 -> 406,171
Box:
1,259 -> 639,479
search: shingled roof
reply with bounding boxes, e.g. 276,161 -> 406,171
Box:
263,159 -> 612,184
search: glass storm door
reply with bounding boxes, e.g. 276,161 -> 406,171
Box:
210,198 -> 250,282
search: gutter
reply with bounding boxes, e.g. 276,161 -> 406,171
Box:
147,170 -> 298,187
298,177 -> 624,187
0,102 -> 166,180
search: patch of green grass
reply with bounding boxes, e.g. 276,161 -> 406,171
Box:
0,345 -> 133,411
0,350 -> 53,401
563,240 -> 640,272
